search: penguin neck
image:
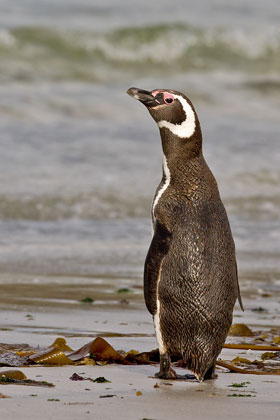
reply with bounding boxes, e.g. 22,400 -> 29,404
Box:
159,127 -> 203,178
161,149 -> 205,186
159,128 -> 218,200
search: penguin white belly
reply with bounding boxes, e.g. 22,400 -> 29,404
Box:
154,300 -> 166,354
152,154 -> 170,355
153,263 -> 167,354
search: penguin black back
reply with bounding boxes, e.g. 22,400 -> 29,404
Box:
127,87 -> 243,381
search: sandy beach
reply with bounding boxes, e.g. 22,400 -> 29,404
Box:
1,293 -> 280,420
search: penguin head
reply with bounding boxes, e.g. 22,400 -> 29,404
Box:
127,87 -> 202,143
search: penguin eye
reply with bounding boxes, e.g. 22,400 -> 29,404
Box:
165,97 -> 174,104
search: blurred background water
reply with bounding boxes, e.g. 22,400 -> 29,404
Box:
0,0 -> 279,303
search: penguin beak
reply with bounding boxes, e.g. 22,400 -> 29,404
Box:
127,87 -> 158,107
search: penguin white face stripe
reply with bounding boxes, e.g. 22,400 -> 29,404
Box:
152,154 -> 170,218
157,95 -> 196,139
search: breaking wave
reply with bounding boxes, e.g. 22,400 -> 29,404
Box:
0,193 -> 151,221
0,23 -> 280,82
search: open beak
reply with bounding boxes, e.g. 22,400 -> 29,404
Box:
127,87 -> 159,107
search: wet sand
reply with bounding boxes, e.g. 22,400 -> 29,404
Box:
1,363 -> 279,420
1,292 -> 280,420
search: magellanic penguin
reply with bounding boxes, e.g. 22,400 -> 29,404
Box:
127,87 -> 243,382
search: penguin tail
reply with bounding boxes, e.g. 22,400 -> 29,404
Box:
183,355 -> 209,382
194,372 -> 204,383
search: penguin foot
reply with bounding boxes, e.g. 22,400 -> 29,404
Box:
156,353 -> 197,380
155,367 -> 177,380
156,353 -> 177,379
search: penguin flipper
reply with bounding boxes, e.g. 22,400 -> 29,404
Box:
144,220 -> 172,315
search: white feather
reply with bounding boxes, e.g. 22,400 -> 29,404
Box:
158,94 -> 196,138
152,154 -> 170,219
154,299 -> 166,354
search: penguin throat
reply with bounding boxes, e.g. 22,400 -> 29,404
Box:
157,95 -> 196,139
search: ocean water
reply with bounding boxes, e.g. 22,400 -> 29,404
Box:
0,0 -> 279,302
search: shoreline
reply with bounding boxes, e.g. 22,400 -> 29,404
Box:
1,296 -> 280,419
